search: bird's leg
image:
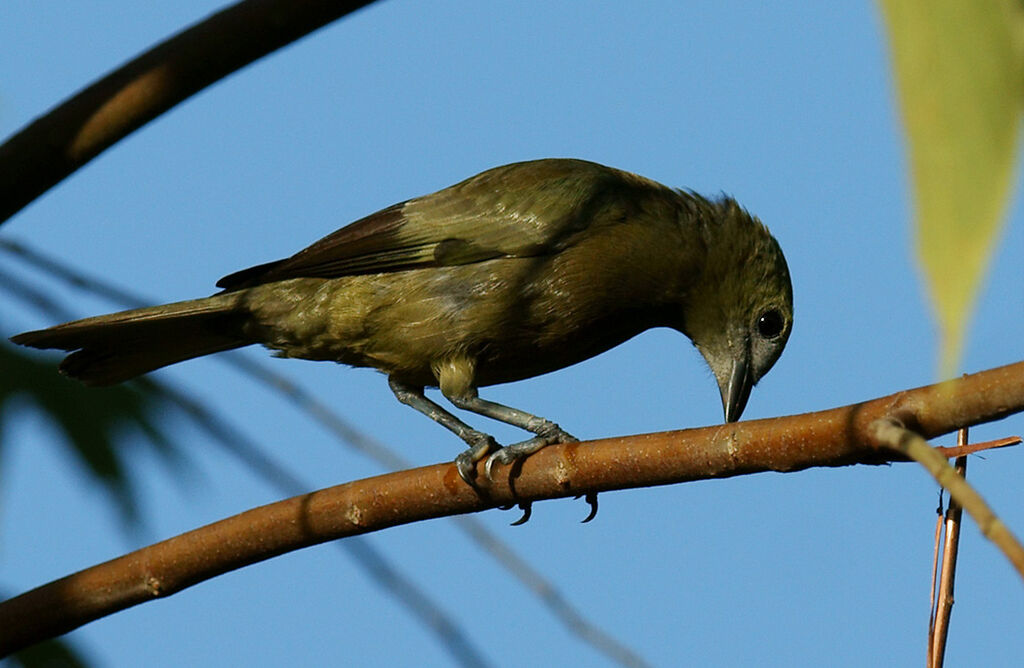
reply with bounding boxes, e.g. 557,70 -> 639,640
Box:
388,377 -> 498,483
442,390 -> 578,479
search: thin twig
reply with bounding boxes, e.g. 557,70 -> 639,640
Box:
1,239 -> 145,306
927,493 -> 942,668
871,419 -> 1024,578
929,427 -> 968,668
0,267 -> 78,321
449,516 -> 649,668
224,355 -> 411,470
934,436 -> 1020,458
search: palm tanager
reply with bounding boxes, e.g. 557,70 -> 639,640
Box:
11,158 -> 793,483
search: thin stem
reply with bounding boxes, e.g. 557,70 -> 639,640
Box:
929,426 -> 968,668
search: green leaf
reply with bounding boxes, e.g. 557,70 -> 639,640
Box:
878,0 -> 1024,377
0,343 -> 185,525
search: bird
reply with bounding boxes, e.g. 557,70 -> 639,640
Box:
11,158 -> 793,485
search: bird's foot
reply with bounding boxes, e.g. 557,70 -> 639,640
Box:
454,435 -> 500,485
483,425 -> 578,481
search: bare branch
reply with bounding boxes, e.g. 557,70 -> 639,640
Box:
0,0 -> 377,225
1,360 -> 1023,655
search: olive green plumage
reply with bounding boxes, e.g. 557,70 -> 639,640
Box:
11,158 -> 793,477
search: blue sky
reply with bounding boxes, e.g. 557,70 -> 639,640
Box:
2,1 -> 1023,666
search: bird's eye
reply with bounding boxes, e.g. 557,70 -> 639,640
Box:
756,309 -> 785,340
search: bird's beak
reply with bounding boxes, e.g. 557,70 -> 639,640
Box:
720,356 -> 753,423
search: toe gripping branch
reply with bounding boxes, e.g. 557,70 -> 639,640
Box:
389,377 -> 596,523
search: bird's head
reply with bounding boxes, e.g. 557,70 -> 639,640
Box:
679,195 -> 793,423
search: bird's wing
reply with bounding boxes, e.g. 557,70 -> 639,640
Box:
216,159 -> 650,290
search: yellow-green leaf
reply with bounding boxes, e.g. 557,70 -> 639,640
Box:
878,0 -> 1024,378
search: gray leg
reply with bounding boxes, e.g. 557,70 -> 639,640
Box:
388,377 -> 498,483
443,390 -> 577,479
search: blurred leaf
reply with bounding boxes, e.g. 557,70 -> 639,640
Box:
879,0 -> 1024,377
0,343 -> 184,525
9,636 -> 90,668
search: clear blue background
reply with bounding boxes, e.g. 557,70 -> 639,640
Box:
2,1 -> 1023,666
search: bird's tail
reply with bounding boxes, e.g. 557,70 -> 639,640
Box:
10,292 -> 252,386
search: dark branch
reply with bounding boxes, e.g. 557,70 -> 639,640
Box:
0,0 -> 377,225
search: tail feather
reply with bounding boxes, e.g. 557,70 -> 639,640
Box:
10,293 -> 251,386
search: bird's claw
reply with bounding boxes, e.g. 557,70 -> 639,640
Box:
454,453 -> 477,485
509,502 -> 533,526
483,442 -> 528,481
454,435 -> 500,485
505,492 -> 593,526
576,491 -> 599,523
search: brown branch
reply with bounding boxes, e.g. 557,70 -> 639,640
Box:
2,360 -> 1024,656
0,0 -> 377,226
